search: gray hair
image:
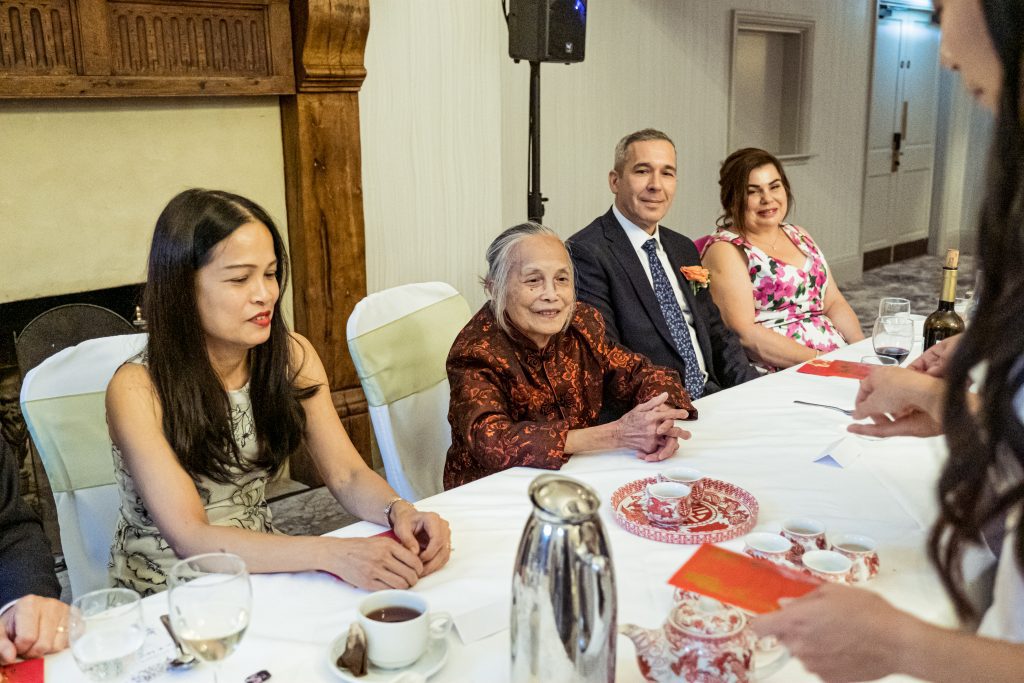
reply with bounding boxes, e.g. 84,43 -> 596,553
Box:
613,128 -> 676,174
483,222 -> 575,339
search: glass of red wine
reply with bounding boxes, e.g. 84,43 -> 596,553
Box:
872,316 -> 914,365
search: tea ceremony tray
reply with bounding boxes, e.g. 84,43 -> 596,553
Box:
611,477 -> 759,544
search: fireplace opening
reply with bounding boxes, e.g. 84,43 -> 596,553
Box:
0,283 -> 145,369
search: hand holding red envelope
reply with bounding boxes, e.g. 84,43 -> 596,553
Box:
668,544 -> 821,614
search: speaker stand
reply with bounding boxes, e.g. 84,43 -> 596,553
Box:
527,60 -> 547,223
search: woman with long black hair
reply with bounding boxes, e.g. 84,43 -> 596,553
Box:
755,1 -> 1024,679
106,189 -> 450,595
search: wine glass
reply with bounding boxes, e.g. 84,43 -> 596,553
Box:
69,588 -> 145,681
878,297 -> 911,318
168,553 -> 251,683
872,316 -> 914,365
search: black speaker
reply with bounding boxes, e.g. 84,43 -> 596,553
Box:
508,0 -> 587,64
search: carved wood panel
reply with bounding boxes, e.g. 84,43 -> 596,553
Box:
0,1 -> 78,74
0,0 -> 293,97
108,2 -> 270,76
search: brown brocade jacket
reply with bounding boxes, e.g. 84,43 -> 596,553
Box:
443,302 -> 695,489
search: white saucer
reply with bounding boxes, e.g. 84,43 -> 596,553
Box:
327,630 -> 449,682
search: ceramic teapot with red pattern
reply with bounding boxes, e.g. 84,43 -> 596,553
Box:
620,591 -> 788,683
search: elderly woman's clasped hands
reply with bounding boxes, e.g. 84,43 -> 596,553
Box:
612,392 -> 691,462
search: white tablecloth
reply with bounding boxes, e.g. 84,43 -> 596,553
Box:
45,340 -> 956,682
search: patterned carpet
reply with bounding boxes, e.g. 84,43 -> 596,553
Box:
841,254 -> 976,337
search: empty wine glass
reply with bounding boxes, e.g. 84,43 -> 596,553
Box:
878,297 -> 911,318
69,588 -> 145,681
168,553 -> 251,683
872,316 -> 914,365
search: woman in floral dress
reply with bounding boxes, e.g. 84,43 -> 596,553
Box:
701,148 -> 863,372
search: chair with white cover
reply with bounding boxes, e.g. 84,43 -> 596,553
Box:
347,283 -> 472,501
20,334 -> 148,598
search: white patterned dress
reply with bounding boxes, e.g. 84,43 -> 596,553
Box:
108,360 -> 276,596
702,224 -> 848,372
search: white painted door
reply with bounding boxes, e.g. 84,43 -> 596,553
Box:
861,6 -> 941,255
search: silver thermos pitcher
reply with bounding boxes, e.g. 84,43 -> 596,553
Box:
510,474 -> 616,682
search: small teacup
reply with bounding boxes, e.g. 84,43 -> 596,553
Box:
658,467 -> 707,503
743,532 -> 793,566
781,517 -> 827,562
357,590 -> 452,669
831,533 -> 880,583
801,550 -> 853,584
642,481 -> 692,527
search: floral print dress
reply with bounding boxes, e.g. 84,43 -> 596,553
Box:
109,358 -> 276,595
703,224 -> 847,373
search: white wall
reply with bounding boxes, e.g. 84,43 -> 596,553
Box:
0,98 -> 291,320
930,69 -> 993,256
360,2 -> 506,311
361,0 -> 875,308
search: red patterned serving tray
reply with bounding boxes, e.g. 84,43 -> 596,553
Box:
611,476 -> 759,544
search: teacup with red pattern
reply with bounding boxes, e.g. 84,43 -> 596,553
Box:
642,481 -> 692,527
830,533 -> 880,583
801,550 -> 853,584
743,532 -> 793,566
658,467 -> 707,503
781,517 -> 828,562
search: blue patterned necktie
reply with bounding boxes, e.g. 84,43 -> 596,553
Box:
641,238 -> 704,399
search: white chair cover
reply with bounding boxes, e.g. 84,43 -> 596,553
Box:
347,283 -> 471,501
20,334 -> 148,599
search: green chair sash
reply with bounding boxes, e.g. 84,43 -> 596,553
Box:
349,294 -> 471,407
22,391 -> 113,492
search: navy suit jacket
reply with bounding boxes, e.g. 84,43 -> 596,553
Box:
568,208 -> 759,397
0,438 -> 60,605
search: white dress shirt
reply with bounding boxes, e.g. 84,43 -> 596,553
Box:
612,205 -> 709,381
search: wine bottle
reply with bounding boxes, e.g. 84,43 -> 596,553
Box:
923,249 -> 966,349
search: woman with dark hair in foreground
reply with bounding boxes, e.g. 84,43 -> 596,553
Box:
107,189 -> 450,595
755,1 -> 1024,680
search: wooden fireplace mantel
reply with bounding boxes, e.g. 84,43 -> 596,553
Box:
0,0 -> 373,481
0,0 -> 296,98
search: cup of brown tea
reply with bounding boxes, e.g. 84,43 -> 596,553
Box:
356,590 -> 452,669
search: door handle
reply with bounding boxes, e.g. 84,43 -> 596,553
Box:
891,132 -> 902,172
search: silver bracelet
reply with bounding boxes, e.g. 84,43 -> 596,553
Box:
383,496 -> 405,528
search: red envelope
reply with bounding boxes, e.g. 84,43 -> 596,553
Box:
796,359 -> 871,380
668,544 -> 821,614
0,658 -> 44,683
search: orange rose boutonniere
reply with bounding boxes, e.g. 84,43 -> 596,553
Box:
680,265 -> 710,295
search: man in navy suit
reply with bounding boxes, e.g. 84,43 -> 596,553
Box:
0,437 -> 67,663
568,129 -> 758,405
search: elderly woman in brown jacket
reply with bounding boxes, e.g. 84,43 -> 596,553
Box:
444,222 -> 695,489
